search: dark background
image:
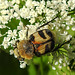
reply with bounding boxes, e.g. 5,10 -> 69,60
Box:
0,50 -> 29,75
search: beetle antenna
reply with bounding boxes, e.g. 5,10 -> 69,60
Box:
36,15 -> 58,31
52,38 -> 72,52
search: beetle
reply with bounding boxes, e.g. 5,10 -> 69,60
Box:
14,16 -> 72,60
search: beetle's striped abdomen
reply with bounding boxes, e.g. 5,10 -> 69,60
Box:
29,29 -> 55,56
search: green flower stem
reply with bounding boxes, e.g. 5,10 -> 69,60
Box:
68,10 -> 75,15
40,57 -> 43,75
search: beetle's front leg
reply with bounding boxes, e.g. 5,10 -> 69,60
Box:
23,25 -> 29,39
26,26 -> 29,39
52,38 -> 72,52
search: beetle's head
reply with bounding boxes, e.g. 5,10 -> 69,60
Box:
14,40 -> 34,60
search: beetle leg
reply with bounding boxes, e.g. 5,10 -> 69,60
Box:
18,57 -> 25,61
23,25 -> 29,39
16,40 -> 20,43
25,26 -> 29,39
52,38 -> 72,52
13,40 -> 20,49
36,16 -> 58,31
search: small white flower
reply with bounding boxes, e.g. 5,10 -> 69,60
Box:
0,1 -> 9,9
60,31 -> 68,36
48,61 -> 50,64
15,0 -> 20,4
11,0 -> 16,5
14,55 -> 18,58
61,11 -> 68,17
13,12 -> 18,18
52,66 -> 56,70
8,30 -> 12,35
39,0 -> 45,9
55,26 -> 58,30
56,72 -> 58,75
4,44 -> 8,49
63,63 -> 66,67
17,26 -> 22,30
32,1 -> 39,6
18,30 -> 27,40
46,16 -> 52,22
30,9 -> 37,18
19,21 -> 23,26
68,0 -> 75,10
46,1 -> 51,7
7,9 -> 14,19
67,62 -> 69,65
0,25 -> 6,28
66,26 -> 70,30
16,16 -> 20,20
66,17 -> 74,25
20,62 -> 27,68
58,65 -> 62,69
10,49 -> 14,55
10,39 -> 16,46
36,7 -> 42,15
72,26 -> 75,31
66,35 -> 72,41
70,18 -> 74,25
29,18 -> 35,24
3,37 -> 10,42
61,24 -> 65,27
55,62 -> 58,65
20,7 -> 30,19
7,30 -> 17,39
1,15 -> 9,24
26,0 -> 33,8
13,4 -> 19,11
1,10 -> 8,15
18,21 -> 24,30
64,31 -> 68,35
2,37 -> 10,49
59,58 -> 62,64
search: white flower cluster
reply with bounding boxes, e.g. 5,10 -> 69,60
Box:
52,57 -> 70,72
2,29 -> 17,49
0,0 -> 75,68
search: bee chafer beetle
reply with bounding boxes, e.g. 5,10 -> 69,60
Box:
14,16 -> 72,61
